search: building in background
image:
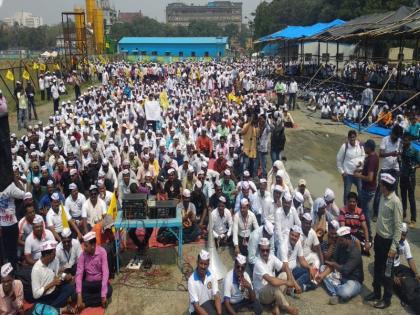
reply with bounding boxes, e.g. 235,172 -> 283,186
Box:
3,11 -> 43,28
98,0 -> 117,35
166,1 -> 242,30
118,11 -> 143,23
118,37 -> 229,58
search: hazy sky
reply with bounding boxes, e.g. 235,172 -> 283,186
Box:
0,0 -> 263,24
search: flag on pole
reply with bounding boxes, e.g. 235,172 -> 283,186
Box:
60,204 -> 70,229
22,70 -> 30,81
6,70 -> 14,81
107,192 -> 118,220
33,63 -> 39,70
40,64 -> 46,71
53,64 -> 60,71
105,42 -> 110,49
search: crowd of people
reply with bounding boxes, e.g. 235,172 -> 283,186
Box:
0,58 -> 418,315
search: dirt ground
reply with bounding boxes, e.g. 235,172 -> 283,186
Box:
106,108 -> 420,315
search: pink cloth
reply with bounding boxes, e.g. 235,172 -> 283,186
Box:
0,280 -> 24,315
76,246 -> 109,298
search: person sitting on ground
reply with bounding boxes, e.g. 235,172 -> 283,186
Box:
0,263 -> 24,315
176,189 -> 200,244
301,213 -> 324,269
283,108 -> 295,128
253,237 -> 298,315
338,192 -> 371,255
24,217 -> 55,266
312,197 -> 334,242
188,249 -> 222,315
208,196 -> 233,248
233,198 -> 259,257
378,105 -> 393,128
31,240 -> 76,312
324,188 -> 340,219
316,226 -> 364,305
18,204 -> 44,252
223,254 -> 262,315
55,228 -> 82,275
405,114 -> 420,140
76,231 -> 112,311
296,179 -> 313,212
248,221 -> 275,272
393,223 -> 420,280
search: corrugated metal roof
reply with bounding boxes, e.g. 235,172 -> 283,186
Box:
118,37 -> 228,45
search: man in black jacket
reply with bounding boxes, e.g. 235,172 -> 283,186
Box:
270,116 -> 286,163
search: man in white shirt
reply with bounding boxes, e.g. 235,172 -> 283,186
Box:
64,184 -> 86,227
223,254 -> 262,315
208,196 -> 233,248
263,185 -> 281,225
31,240 -> 76,310
253,237 -> 297,315
24,217 -> 55,265
274,192 -> 301,252
336,130 -> 365,204
233,199 -> 259,257
81,186 -> 107,233
187,249 -> 222,315
56,228 -> 82,274
301,213 -> 324,269
394,223 -> 420,279
50,80 -> 60,112
287,78 -> 298,111
248,221 -> 275,271
296,179 -> 313,211
255,179 -> 273,225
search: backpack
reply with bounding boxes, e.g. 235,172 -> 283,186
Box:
32,304 -> 59,315
396,277 -> 420,314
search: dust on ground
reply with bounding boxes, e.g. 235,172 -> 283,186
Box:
107,108 -> 420,315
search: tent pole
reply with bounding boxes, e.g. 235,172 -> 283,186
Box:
326,41 -> 329,65
301,40 -> 304,74
416,38 -> 419,62
287,41 -> 290,66
336,42 -> 339,71
318,40 -> 321,66
397,36 -> 404,90
283,41 -> 286,64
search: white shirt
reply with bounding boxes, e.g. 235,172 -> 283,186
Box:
64,194 -> 86,219
46,207 -> 72,234
394,239 -> 413,267
253,254 -> 283,295
223,269 -> 253,304
232,211 -> 259,246
262,200 -> 280,225
51,85 -> 59,99
24,229 -> 55,260
283,239 -> 304,270
0,183 -> 25,227
248,226 -> 275,265
380,136 -> 402,171
300,228 -> 320,257
31,257 -> 60,299
19,214 -> 44,242
274,207 -> 301,242
255,191 -> 273,223
56,239 -> 82,269
188,269 -> 219,314
336,141 -> 365,175
81,198 -> 107,226
99,190 -> 113,209
209,208 -> 233,238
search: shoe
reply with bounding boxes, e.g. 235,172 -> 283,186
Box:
374,300 -> 391,309
409,221 -> 416,229
329,296 -> 339,305
364,292 -> 380,301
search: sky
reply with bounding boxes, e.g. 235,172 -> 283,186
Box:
0,0 -> 264,24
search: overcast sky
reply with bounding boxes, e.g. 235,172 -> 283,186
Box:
0,0 -> 263,24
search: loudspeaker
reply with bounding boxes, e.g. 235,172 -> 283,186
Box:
0,114 -> 13,191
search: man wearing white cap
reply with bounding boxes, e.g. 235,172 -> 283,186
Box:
263,184 -> 281,226
164,168 -> 182,199
0,179 -> 26,268
253,237 -> 298,315
208,196 -> 233,247
18,204 -> 44,249
296,179 -> 313,211
76,231 -> 112,310
46,192 -> 82,242
56,228 -> 82,274
31,240 -> 76,310
99,159 -> 118,191
24,216 -> 54,265
236,171 -> 257,193
254,178 -> 272,226
393,223 -> 420,280
64,183 -> 86,227
81,185 -> 107,233
301,213 -> 323,269
316,226 -> 364,305
233,198 -> 259,257
366,172 -> 402,309
274,192 -> 301,244
324,188 -> 340,218
223,254 -> 262,315
0,262 -> 24,314
233,182 -> 259,218
188,249 -> 221,315
248,221 -> 275,272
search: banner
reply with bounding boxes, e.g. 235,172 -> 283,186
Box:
144,100 -> 162,121
22,70 -> 30,81
6,70 -> 14,81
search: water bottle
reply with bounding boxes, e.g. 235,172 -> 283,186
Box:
385,256 -> 394,278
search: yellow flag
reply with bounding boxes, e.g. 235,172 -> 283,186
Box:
53,64 -> 60,71
22,70 -> 30,81
40,63 -> 46,71
107,192 -> 118,220
33,63 -> 39,70
105,42 -> 110,49
6,70 -> 14,81
60,204 -> 69,229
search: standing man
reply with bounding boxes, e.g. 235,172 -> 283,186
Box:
241,115 -> 259,176
188,249 -> 222,315
336,130 -> 365,205
13,81 -> 23,120
274,80 -> 286,109
0,90 -> 7,114
223,254 -> 262,315
361,82 -> 373,125
38,74 -> 45,101
72,71 -> 81,100
25,81 -> 38,121
287,78 -> 298,110
354,139 -> 379,238
51,79 -> 60,113
256,115 -> 271,178
365,173 -> 403,309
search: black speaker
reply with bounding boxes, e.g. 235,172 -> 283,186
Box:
0,114 -> 13,191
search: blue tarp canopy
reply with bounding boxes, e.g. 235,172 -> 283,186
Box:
256,19 -> 346,43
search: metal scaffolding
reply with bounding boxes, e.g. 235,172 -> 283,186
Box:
61,11 -> 88,70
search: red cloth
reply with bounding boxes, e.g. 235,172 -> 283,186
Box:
338,206 -> 366,236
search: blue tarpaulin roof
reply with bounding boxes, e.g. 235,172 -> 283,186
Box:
257,19 -> 346,43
